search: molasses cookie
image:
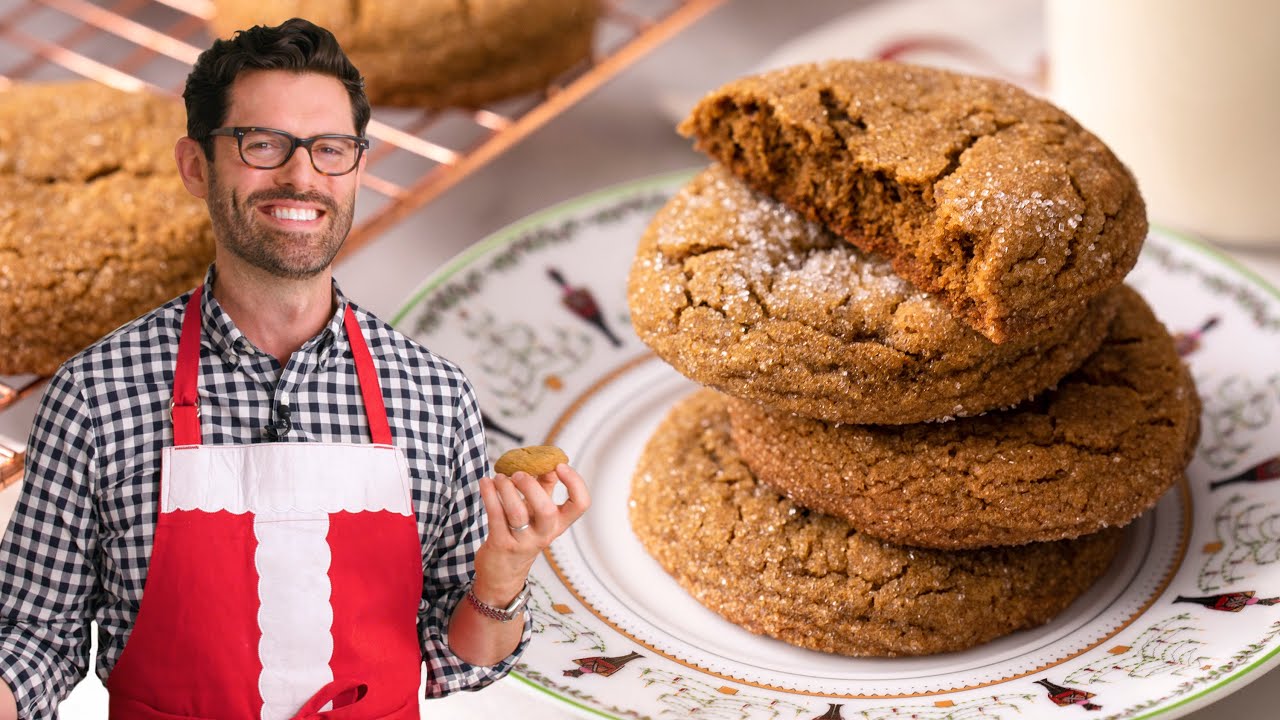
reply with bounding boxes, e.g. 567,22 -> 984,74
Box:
494,445 -> 568,477
728,286 -> 1200,549
628,165 -> 1120,424
209,0 -> 598,109
679,60 -> 1147,344
0,82 -> 214,376
629,389 -> 1123,657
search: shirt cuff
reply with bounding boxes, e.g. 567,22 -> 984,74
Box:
422,610 -> 533,698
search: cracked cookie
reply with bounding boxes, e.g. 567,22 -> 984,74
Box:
209,0 -> 598,109
629,388 -> 1124,656
627,165 -> 1120,424
0,82 -> 214,376
679,60 -> 1147,344
728,286 -> 1201,549
493,445 -> 568,477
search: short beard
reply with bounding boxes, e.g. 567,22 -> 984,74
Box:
207,173 -> 353,281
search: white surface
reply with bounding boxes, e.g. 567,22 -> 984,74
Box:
658,0 -> 1045,120
1047,0 -> 1280,246
4,0 -> 1280,717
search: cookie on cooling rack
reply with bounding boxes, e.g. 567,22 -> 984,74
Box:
0,81 -> 214,376
208,0 -> 599,109
728,286 -> 1201,549
628,388 -> 1124,657
679,59 -> 1147,344
627,164 -> 1120,424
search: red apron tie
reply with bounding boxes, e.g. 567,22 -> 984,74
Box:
289,680 -> 369,719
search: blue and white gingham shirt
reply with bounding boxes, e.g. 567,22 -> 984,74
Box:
0,268 -> 528,719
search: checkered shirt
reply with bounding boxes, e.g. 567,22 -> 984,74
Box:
0,269 -> 528,719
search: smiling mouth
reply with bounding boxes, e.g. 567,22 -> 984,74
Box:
266,206 -> 322,222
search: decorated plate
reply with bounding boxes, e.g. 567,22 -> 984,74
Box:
391,170 -> 1280,720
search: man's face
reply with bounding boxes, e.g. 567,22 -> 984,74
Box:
205,70 -> 362,280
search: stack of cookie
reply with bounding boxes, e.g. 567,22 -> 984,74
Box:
625,61 -> 1200,656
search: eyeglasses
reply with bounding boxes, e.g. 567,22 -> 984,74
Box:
207,127 -> 369,176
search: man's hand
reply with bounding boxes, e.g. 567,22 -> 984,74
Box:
448,464 -> 590,667
473,463 -> 590,601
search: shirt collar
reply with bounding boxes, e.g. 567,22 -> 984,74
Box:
197,265 -> 350,367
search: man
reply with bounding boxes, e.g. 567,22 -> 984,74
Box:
0,18 -> 589,719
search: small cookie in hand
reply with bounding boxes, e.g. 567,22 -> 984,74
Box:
494,446 -> 569,477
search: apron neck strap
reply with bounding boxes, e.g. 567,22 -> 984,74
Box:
171,286 -> 205,446
342,306 -> 393,445
171,286 -> 393,446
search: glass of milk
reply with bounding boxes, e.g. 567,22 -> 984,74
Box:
1046,0 -> 1279,249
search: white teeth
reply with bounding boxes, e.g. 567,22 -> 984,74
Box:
270,207 -> 319,222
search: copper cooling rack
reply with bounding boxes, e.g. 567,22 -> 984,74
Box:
0,0 -> 724,488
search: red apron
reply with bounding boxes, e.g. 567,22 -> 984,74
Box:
107,287 -> 424,720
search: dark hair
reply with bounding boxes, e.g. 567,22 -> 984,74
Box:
183,17 -> 371,158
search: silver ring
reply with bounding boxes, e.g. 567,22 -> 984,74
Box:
507,522 -> 531,533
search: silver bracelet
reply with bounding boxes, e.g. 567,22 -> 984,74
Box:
466,581 -> 531,622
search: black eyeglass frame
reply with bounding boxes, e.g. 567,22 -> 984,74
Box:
206,126 -> 370,176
